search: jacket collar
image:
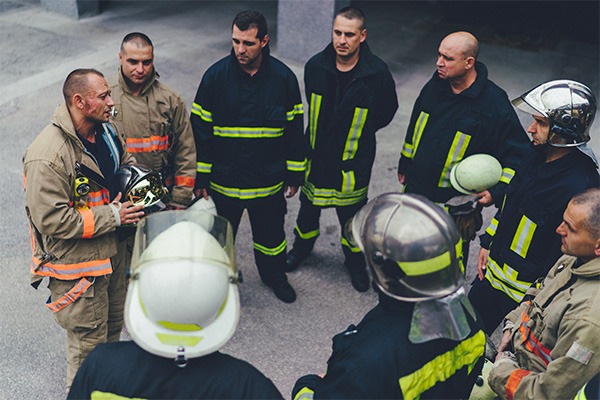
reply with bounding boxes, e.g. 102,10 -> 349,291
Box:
117,66 -> 158,96
573,256 -> 600,279
50,103 -> 108,153
229,43 -> 271,78
536,147 -> 594,179
318,41 -> 379,78
431,61 -> 489,98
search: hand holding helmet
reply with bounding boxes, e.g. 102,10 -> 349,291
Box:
111,191 -> 145,226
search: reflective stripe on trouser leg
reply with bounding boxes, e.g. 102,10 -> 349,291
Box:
292,193 -> 323,254
336,200 -> 367,267
248,193 -> 289,286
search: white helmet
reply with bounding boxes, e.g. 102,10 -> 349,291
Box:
350,193 -> 464,302
126,210 -> 239,364
187,195 -> 217,215
450,154 -> 502,195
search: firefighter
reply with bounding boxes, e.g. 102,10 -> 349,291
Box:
469,80 -> 600,334
292,193 -> 485,399
23,69 -> 144,389
190,10 -> 305,303
68,211 -> 283,399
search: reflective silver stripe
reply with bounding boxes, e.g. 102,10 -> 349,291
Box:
209,181 -> 283,200
287,103 -> 304,121
405,111 -> 429,159
342,107 -> 368,161
485,217 -> 499,237
253,239 -> 286,256
213,126 -> 283,138
510,216 -> 537,258
191,102 -> 212,122
341,170 -> 355,192
438,131 -> 471,187
196,162 -> 212,174
484,256 -> 532,302
309,93 -> 322,150
287,159 -> 306,172
499,167 -> 515,184
302,181 -> 367,207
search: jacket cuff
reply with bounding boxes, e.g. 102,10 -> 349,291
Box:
170,186 -> 193,207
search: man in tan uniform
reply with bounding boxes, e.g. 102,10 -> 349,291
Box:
110,32 -> 196,209
489,188 -> 600,399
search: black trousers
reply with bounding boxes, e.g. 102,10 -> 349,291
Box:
291,193 -> 367,267
211,191 -> 289,286
468,277 -> 519,335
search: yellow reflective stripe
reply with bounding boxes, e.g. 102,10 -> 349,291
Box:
484,256 -> 532,302
485,217 -> 499,237
401,142 -> 414,158
191,102 -> 212,122
254,239 -> 286,256
309,93 -> 322,150
158,320 -> 203,331
510,216 -> 537,258
295,225 -> 319,240
155,333 -> 202,347
575,383 -> 588,400
342,107 -> 368,161
196,161 -> 212,174
287,159 -> 306,172
287,103 -> 304,121
302,181 -> 368,207
438,131 -> 471,187
408,111 -> 429,159
341,236 -> 361,253
396,239 -> 461,276
209,181 -> 283,200
499,167 -> 515,184
91,391 -> 145,400
213,126 -> 284,138
294,387 -> 315,400
399,330 -> 485,400
341,170 -> 356,193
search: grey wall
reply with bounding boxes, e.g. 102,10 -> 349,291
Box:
41,0 -> 99,19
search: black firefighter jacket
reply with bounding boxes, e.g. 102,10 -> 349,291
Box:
302,42 -> 398,207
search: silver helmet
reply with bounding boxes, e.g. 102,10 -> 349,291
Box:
512,80 -> 596,147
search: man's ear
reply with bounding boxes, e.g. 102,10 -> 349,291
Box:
465,56 -> 475,70
360,28 -> 367,43
261,34 -> 269,48
594,239 -> 600,257
73,93 -> 85,110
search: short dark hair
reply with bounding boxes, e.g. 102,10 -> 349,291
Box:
571,188 -> 600,238
232,10 -> 268,40
121,32 -> 153,52
62,68 -> 104,105
336,6 -> 366,30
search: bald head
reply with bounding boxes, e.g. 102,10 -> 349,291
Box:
442,31 -> 479,60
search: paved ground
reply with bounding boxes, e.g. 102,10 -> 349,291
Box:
0,1 -> 598,399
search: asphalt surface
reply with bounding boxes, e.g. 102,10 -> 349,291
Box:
0,1 -> 598,399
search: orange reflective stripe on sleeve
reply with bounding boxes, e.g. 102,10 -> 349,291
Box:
78,208 -> 95,239
31,257 -> 112,280
174,175 -> 195,188
87,189 -> 110,207
519,310 -> 552,365
126,136 -> 169,153
46,277 -> 93,313
506,369 -> 530,400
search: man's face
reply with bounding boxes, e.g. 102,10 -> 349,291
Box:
332,15 -> 366,60
232,25 -> 267,69
556,201 -> 599,262
436,37 -> 469,81
119,42 -> 154,87
81,74 -> 115,123
527,114 -> 550,146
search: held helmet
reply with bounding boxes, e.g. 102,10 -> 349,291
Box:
115,164 -> 170,215
126,211 -> 239,364
350,193 -> 464,302
512,80 -> 597,146
450,154 -> 503,195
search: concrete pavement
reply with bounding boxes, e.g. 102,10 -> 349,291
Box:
1,1 -> 598,399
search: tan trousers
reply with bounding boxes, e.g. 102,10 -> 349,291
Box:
48,240 -> 129,389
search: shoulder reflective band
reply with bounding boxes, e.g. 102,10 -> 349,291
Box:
506,369 -> 531,400
395,240 -> 461,276
400,330 -> 485,400
510,215 -> 537,258
342,107 -> 368,161
309,93 -> 322,150
126,136 -> 169,153
46,277 -> 93,313
191,102 -> 213,122
213,126 -> 283,138
401,111 -> 429,159
500,167 -> 516,184
438,131 -> 471,188
287,103 -> 304,121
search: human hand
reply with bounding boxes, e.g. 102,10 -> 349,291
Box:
477,247 -> 489,280
194,188 -> 209,200
285,186 -> 298,198
476,190 -> 494,206
398,173 -> 406,185
495,329 -> 513,357
112,192 -> 144,225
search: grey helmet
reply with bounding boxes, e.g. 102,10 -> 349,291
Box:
512,79 -> 596,147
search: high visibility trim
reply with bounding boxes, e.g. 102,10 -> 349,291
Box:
484,256 -> 532,302
401,142 -> 414,158
302,181 -> 368,207
341,236 -> 361,253
78,208 -> 95,239
253,239 -> 286,256
341,170 -> 356,193
309,93 -> 322,150
158,320 -> 202,331
155,333 -> 203,347
485,217 -> 499,237
287,103 -> 304,121
396,239 -> 461,276
174,175 -> 195,187
404,111 -> 429,160
191,102 -> 212,122
46,277 -> 93,313
213,126 -> 284,138
519,308 -> 552,365
91,391 -> 145,400
196,161 -> 212,174
342,107 -> 368,161
575,383 -> 589,400
125,136 -> 169,153
87,189 -> 110,207
294,387 -> 315,400
499,167 -> 515,184
295,225 -> 320,240
31,257 -> 112,280
287,159 -> 306,172
209,181 -> 283,200
506,369 -> 531,400
399,330 -> 485,400
438,131 -> 471,187
510,216 -> 537,258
